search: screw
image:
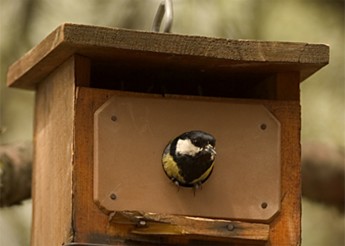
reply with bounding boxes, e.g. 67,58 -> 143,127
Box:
111,115 -> 117,122
137,220 -> 147,227
110,193 -> 117,200
227,223 -> 235,231
260,123 -> 267,130
261,202 -> 268,209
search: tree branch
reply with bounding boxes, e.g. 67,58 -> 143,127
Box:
302,142 -> 345,212
0,142 -> 32,207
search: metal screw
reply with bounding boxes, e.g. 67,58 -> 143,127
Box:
137,220 -> 147,227
261,202 -> 268,209
227,223 -> 235,231
260,123 -> 267,130
110,193 -> 117,200
111,116 -> 117,122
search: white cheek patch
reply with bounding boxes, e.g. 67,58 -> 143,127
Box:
176,139 -> 201,156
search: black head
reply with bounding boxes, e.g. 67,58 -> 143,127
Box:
179,131 -> 216,148
171,130 -> 216,157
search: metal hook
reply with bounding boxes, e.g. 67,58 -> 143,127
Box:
152,0 -> 173,33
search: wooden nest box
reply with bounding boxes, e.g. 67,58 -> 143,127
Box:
7,23 -> 329,245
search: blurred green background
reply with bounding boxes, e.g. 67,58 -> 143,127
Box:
1,0 -> 344,245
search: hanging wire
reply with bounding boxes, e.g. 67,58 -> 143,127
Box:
152,0 -> 173,33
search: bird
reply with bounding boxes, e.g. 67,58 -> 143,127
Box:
162,130 -> 216,191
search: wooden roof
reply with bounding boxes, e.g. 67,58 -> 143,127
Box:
7,23 -> 329,90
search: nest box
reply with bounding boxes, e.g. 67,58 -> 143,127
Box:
7,23 -> 329,245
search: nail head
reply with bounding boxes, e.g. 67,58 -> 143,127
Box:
227,223 -> 235,231
138,220 -> 147,227
261,202 -> 268,209
260,124 -> 267,130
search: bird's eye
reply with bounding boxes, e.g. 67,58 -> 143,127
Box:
192,139 -> 198,144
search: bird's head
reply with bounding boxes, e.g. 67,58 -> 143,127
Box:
174,131 -> 216,159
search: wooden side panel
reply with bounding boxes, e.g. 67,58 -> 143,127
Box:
73,88 -> 117,244
275,72 -> 300,100
32,57 -> 75,245
268,101 -> 301,245
268,73 -> 301,244
73,87 -> 301,245
74,55 -> 91,87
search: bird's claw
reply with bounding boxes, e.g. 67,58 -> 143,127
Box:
193,182 -> 202,196
172,179 -> 180,191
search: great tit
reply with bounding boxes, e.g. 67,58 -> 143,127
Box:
162,130 -> 216,190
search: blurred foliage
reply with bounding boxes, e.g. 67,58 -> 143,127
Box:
0,0 -> 344,246
302,197 -> 344,245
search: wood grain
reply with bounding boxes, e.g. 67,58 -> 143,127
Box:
111,211 -> 269,243
8,23 -> 314,244
32,57 -> 76,245
7,23 -> 329,90
30,78 -> 301,245
266,101 -> 301,245
73,87 -> 301,245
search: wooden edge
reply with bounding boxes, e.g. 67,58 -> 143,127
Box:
7,23 -> 329,90
6,24 -> 93,89
109,211 -> 269,243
